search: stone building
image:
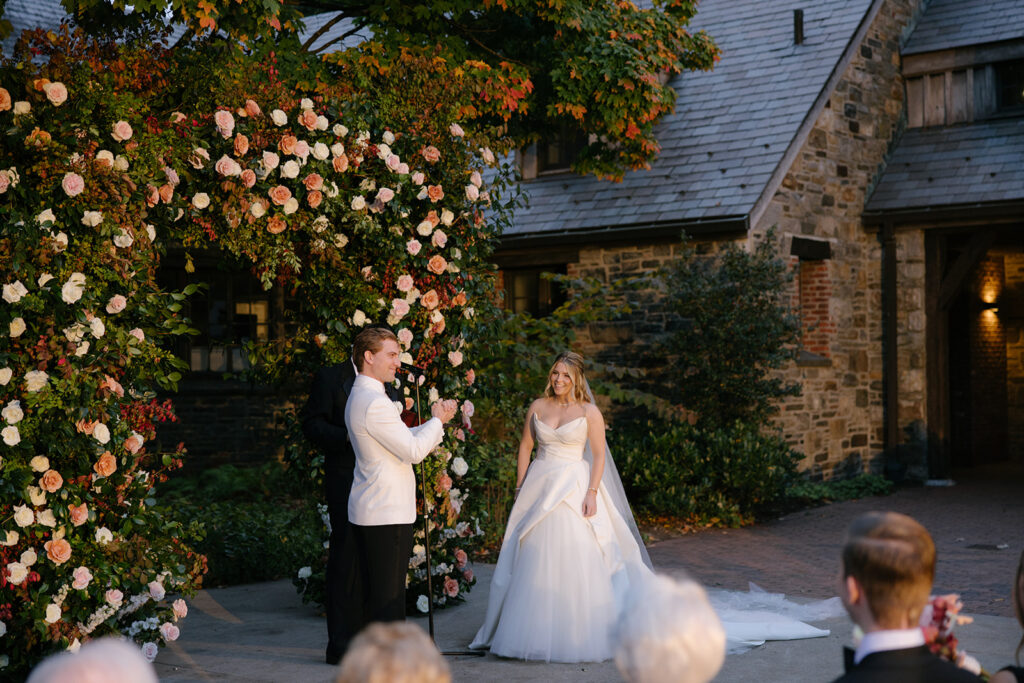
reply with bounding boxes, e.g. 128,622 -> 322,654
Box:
497,0 -> 1024,479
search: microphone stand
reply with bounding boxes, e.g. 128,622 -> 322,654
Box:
407,365 -> 485,658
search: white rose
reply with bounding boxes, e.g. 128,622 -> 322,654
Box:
297,566 -> 312,579
0,368 -> 10,385
192,193 -> 210,209
312,142 -> 330,160
250,202 -> 266,218
316,115 -> 328,131
27,486 -> 45,506
376,143 -> 391,160
13,505 -> 34,527
37,509 -> 56,527
417,595 -> 429,613
95,526 -> 113,544
451,456 -> 469,477
81,211 -> 103,227
13,101 -> 30,115
30,455 -> 48,472
440,209 -> 455,226
428,387 -> 439,403
312,215 -> 329,233
351,196 -> 366,211
325,181 -> 339,198
44,603 -> 62,624
399,352 -> 413,365
38,273 -> 54,289
262,151 -> 280,171
20,548 -> 36,566
37,209 -> 56,226
271,109 -> 288,126
2,400 -> 23,425
96,149 -> 114,165
280,160 -> 300,179
333,124 -> 349,137
93,422 -> 111,444
283,197 -> 299,215
2,426 -> 20,446
300,97 -> 314,110
333,233 -> 348,249
52,231 -> 68,252
142,642 -> 159,662
330,142 -> 344,157
146,224 -> 156,242
382,130 -> 395,145
1,530 -> 18,545
61,272 -> 87,304
67,639 -> 80,653
352,310 -> 367,327
113,155 -> 130,171
2,281 -> 28,303
64,323 -> 86,343
6,562 -> 28,585
9,318 -> 25,338
89,317 -> 105,339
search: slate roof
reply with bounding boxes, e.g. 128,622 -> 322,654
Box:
297,12 -> 370,53
504,0 -> 875,241
902,0 -> 1024,55
864,118 -> 1024,214
1,0 -> 69,57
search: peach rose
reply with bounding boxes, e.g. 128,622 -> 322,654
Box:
44,538 -> 72,565
240,169 -> 257,188
427,254 -> 447,274
244,99 -> 261,117
278,135 -> 298,155
465,368 -> 476,385
455,548 -> 468,568
268,185 -> 292,205
444,576 -> 459,598
76,419 -> 96,435
267,216 -> 287,234
406,239 -> 422,255
111,120 -> 133,142
233,134 -> 249,156
124,432 -> 144,454
0,88 -> 10,112
94,451 -> 117,477
421,146 -> 441,163
307,190 -> 323,208
40,468 -> 63,493
107,294 -> 127,314
421,289 -> 440,309
397,274 -> 415,292
426,185 -> 444,203
69,502 -> 88,526
62,172 -> 85,197
158,183 -> 174,203
298,109 -> 318,130
214,109 -> 235,138
145,184 -> 160,207
332,155 -> 349,173
303,173 -> 324,191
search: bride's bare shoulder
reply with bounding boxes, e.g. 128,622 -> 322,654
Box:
583,402 -> 605,423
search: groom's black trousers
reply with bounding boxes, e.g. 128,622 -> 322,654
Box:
344,522 -> 414,631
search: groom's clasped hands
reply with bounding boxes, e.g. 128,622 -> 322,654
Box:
430,398 -> 459,424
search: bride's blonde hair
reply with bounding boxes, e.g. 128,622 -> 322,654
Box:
543,351 -> 592,404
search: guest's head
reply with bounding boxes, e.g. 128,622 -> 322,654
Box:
26,637 -> 158,683
839,511 -> 936,631
544,351 -> 591,404
335,622 -> 450,683
352,327 -> 400,382
615,573 -> 725,683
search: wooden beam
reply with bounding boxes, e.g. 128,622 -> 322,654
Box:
882,223 -> 900,451
937,229 -> 997,311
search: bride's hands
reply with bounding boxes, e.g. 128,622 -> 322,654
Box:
582,489 -> 598,517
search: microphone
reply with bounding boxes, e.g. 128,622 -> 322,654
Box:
401,362 -> 427,381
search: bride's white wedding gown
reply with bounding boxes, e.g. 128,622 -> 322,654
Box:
469,414 -> 843,663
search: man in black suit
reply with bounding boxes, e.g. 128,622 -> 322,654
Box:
832,511 -> 981,683
301,349 -> 403,665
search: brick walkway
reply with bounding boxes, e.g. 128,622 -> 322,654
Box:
648,464 -> 1024,618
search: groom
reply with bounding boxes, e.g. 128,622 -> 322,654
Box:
344,327 -> 456,648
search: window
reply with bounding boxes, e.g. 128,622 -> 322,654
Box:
995,59 -> 1024,112
519,123 -> 587,179
502,266 -> 567,317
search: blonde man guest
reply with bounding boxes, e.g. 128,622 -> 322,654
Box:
27,637 -> 158,683
615,573 -> 726,683
336,622 -> 450,683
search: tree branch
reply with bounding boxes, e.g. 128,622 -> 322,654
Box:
311,21 -> 368,54
300,10 -> 347,52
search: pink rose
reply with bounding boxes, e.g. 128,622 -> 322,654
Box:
268,185 -> 292,205
149,580 -> 165,600
106,589 -> 124,606
396,274 -> 415,292
44,81 -> 68,106
214,110 -> 235,138
462,399 -> 475,417
470,170 -> 483,188
455,428 -> 466,441
463,568 -> 474,582
411,171 -> 425,185
385,154 -> 401,171
420,289 -> 439,309
298,109 -> 318,130
293,139 -> 310,160
431,230 -> 448,248
215,155 -> 241,177
72,566 -> 93,590
448,351 -> 463,367
465,184 -> 480,201
124,432 -> 144,454
111,120 -> 133,142
159,622 -> 180,642
106,294 -> 127,314
69,502 -> 88,526
173,598 -> 188,619
397,163 -> 410,174
406,239 -> 422,256
241,168 -> 257,188
0,173 -> 8,194
129,328 -> 145,342
444,576 -> 459,598
142,643 -> 158,662
391,299 -> 410,317
449,122 -> 465,137
397,328 -> 414,347
244,99 -> 261,117
62,172 -> 85,197
438,473 -> 452,491
376,187 -> 395,203
421,146 -> 440,163
455,548 -> 468,568
427,254 -> 447,275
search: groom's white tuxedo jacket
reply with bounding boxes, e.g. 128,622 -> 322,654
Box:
345,374 -> 444,526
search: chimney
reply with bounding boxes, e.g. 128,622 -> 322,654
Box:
794,9 -> 804,45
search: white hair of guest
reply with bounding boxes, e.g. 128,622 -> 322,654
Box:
615,573 -> 726,683
26,637 -> 158,683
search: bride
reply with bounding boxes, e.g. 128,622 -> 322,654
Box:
470,351 -> 843,663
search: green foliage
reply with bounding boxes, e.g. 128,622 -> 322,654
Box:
785,474 -> 893,506
608,413 -> 802,527
653,232 -> 802,427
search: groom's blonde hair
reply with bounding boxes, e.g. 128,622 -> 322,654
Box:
544,351 -> 592,404
351,327 -> 398,371
842,511 -> 935,627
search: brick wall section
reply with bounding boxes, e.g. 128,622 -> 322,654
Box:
969,256 -> 1007,463
1004,254 -> 1024,461
799,260 -> 835,357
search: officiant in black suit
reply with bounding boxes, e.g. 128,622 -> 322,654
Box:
832,511 -> 981,683
301,335 -> 403,665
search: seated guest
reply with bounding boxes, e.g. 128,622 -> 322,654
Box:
832,511 -> 981,683
335,622 -> 449,683
615,573 -> 726,683
991,550 -> 1024,683
27,637 -> 158,683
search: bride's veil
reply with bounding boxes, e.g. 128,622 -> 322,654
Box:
580,377 -> 653,569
